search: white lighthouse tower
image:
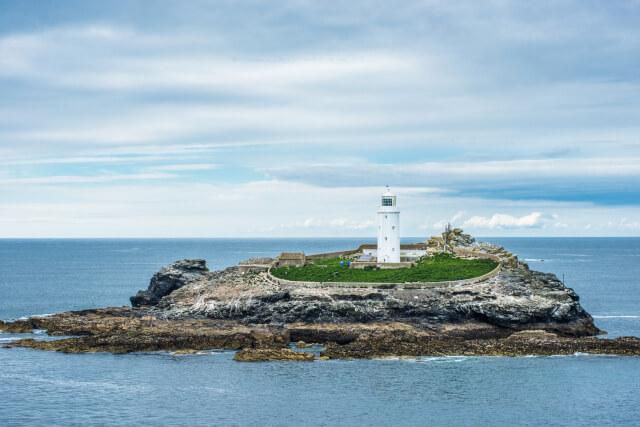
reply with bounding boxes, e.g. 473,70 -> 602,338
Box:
377,187 -> 401,263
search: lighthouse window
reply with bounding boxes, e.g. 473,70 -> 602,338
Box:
382,197 -> 393,206
392,226 -> 395,230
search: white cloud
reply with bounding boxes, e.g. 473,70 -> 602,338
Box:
431,210 -> 467,230
613,218 -> 640,230
0,173 -> 174,185
293,217 -> 375,230
0,179 -> 639,237
150,163 -> 217,172
7,103 -> 417,145
0,25 -> 420,95
269,157 -> 640,184
64,54 -> 418,94
463,212 -> 543,229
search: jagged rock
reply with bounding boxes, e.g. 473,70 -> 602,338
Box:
427,227 -> 475,252
0,317 -> 44,333
156,262 -> 599,336
130,259 -> 209,307
4,308 -> 288,354
233,348 -> 315,362
320,327 -> 640,359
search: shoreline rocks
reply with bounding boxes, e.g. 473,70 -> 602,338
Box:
3,308 -> 288,354
320,328 -> 640,359
3,311 -> 640,359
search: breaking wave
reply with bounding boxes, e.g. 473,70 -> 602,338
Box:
593,315 -> 640,319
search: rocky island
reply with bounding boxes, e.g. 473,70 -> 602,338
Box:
3,228 -> 640,361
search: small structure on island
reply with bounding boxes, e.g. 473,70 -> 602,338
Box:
237,257 -> 274,274
377,187 -> 401,263
276,252 -> 306,268
359,243 -> 428,262
350,188 -> 427,269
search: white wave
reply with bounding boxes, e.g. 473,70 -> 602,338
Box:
556,253 -> 591,257
373,356 -> 416,361
593,315 -> 640,319
16,313 -> 55,321
374,355 -> 463,362
546,353 -> 619,358
524,258 -> 546,262
169,350 -> 226,357
415,356 -> 472,363
2,373 -> 154,392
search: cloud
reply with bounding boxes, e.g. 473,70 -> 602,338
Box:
0,25 -> 420,95
0,178 -> 638,237
265,157 -> 640,205
609,218 -> 640,230
296,217 -> 375,230
150,163 -> 217,172
463,212 -> 543,229
430,211 -> 467,230
0,173 -> 174,185
268,157 -> 640,182
1,2 -> 640,236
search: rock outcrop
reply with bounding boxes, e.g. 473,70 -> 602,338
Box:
4,308 -> 288,354
321,328 -> 640,359
427,227 -> 475,252
156,264 -> 598,337
130,259 -> 209,307
233,348 -> 314,362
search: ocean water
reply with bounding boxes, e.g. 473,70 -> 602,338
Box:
1,238 -> 639,426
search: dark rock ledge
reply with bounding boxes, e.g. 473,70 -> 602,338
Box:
2,310 -> 640,359
130,259 -> 208,307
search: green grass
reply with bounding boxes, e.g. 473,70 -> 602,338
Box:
271,253 -> 498,283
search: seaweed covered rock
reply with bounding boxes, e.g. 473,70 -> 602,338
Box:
233,348 -> 315,362
130,259 -> 209,307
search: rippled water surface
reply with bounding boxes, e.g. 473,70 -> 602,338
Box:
1,238 -> 640,426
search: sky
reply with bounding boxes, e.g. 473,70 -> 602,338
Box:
1,0 -> 639,238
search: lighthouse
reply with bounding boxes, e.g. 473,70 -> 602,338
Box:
377,187 -> 401,263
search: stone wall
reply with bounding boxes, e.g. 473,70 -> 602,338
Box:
306,249 -> 360,260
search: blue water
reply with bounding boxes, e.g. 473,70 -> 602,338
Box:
1,238 -> 640,426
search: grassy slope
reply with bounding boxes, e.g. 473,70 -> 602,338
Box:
271,254 -> 498,283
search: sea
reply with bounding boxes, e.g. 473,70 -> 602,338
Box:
1,238 -> 639,426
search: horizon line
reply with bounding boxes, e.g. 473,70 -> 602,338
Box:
1,235 -> 639,240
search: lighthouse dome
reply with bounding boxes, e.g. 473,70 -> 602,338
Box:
381,187 -> 397,208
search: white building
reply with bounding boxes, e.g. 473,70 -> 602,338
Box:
377,187 -> 401,263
